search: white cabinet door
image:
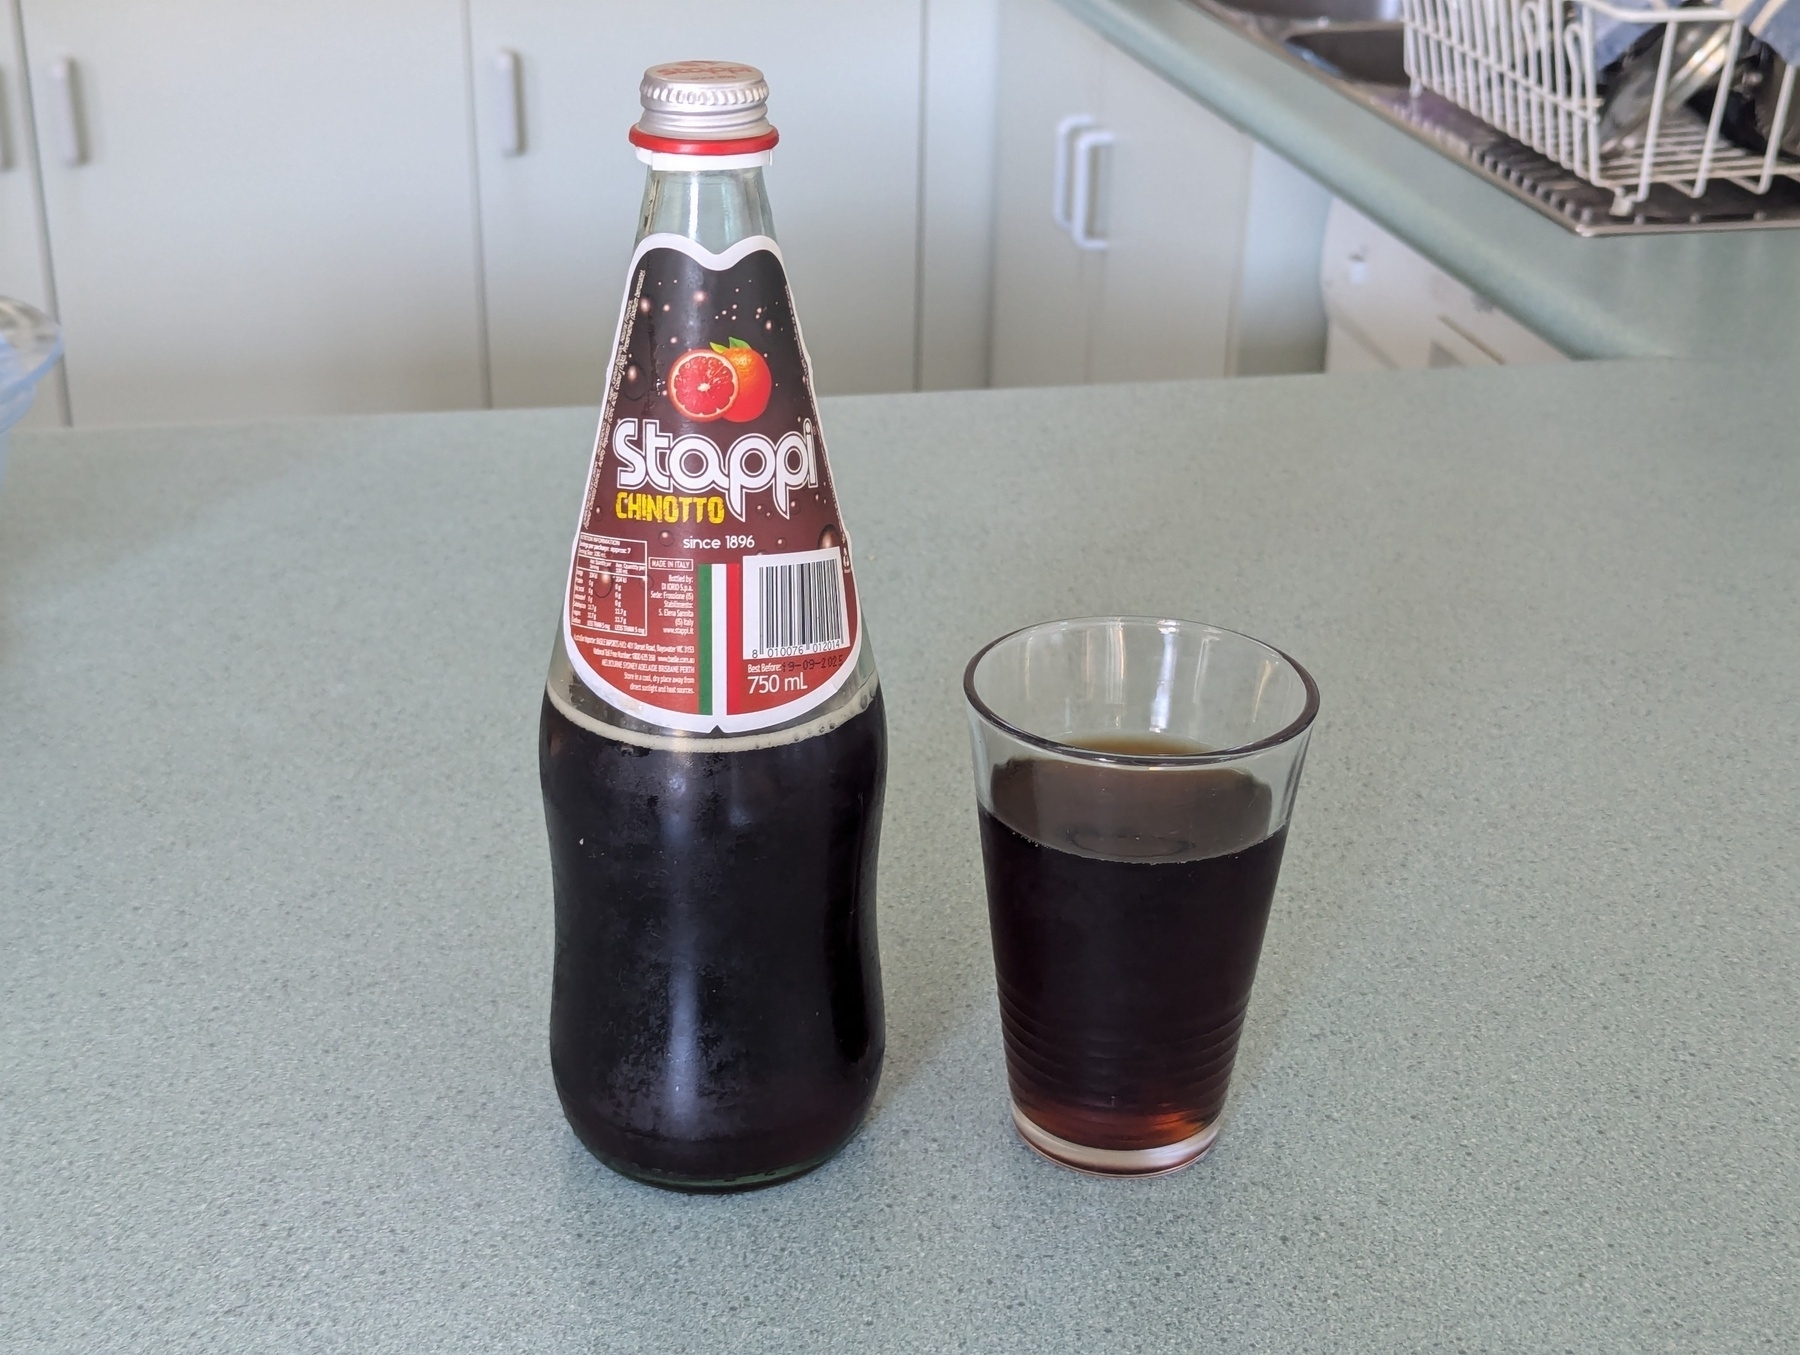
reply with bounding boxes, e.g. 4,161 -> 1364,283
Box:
1086,43 -> 1252,384
20,0 -> 485,426
990,3 -> 1251,389
988,0 -> 1105,388
469,0 -> 922,407
0,0 -> 63,427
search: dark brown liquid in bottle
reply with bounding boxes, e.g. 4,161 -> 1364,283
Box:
541,690 -> 886,1191
979,734 -> 1284,1151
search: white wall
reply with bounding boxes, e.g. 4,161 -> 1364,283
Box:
1231,143 -> 1331,377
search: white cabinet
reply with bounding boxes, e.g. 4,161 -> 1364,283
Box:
17,0 -> 486,425
4,1 -> 986,424
989,0 -> 1330,387
0,0 -> 63,427
468,0 -> 925,406
1320,200 -> 1565,370
1083,44 -> 1255,384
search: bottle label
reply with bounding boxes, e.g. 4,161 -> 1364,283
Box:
562,234 -> 863,733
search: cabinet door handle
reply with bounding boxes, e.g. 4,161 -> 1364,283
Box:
1069,127 -> 1112,251
1052,114 -> 1095,231
492,49 -> 524,156
46,57 -> 85,166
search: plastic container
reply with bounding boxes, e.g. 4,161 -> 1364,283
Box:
0,298 -> 63,485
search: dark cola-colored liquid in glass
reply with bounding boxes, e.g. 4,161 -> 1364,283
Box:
541,690 -> 886,1191
979,734 -> 1285,1151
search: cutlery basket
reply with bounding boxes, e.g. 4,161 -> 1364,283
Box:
1401,0 -> 1800,209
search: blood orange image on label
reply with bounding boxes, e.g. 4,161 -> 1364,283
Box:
562,234 -> 862,733
667,348 -> 737,422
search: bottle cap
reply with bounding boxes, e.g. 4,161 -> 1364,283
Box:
631,61 -> 778,154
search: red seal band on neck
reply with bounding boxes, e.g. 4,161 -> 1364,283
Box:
628,127 -> 780,156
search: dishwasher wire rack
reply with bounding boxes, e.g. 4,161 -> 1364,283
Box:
1400,0 -> 1800,210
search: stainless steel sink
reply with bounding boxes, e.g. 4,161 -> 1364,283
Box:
1210,0 -> 1399,24
1184,0 -> 1800,232
1284,25 -> 1407,88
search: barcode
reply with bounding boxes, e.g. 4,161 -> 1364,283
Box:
744,548 -> 849,659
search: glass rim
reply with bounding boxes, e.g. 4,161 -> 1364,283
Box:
962,615 -> 1320,767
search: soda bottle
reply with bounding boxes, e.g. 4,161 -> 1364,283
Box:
539,61 -> 887,1192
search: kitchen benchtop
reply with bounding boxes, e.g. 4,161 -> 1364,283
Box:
1059,0 -> 1800,366
2,367 -> 1796,1351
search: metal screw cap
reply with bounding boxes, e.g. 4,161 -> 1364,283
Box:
636,61 -> 774,141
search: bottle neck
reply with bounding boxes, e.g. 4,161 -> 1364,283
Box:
636,164 -> 776,252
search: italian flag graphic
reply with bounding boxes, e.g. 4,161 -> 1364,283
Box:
696,562 -> 735,719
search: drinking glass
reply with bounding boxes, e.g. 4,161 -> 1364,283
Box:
964,617 -> 1318,1176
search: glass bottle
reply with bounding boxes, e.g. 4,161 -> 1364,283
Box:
539,62 -> 886,1192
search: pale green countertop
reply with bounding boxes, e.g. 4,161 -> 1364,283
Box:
2,363 -> 1795,1350
1060,0 -> 1800,364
